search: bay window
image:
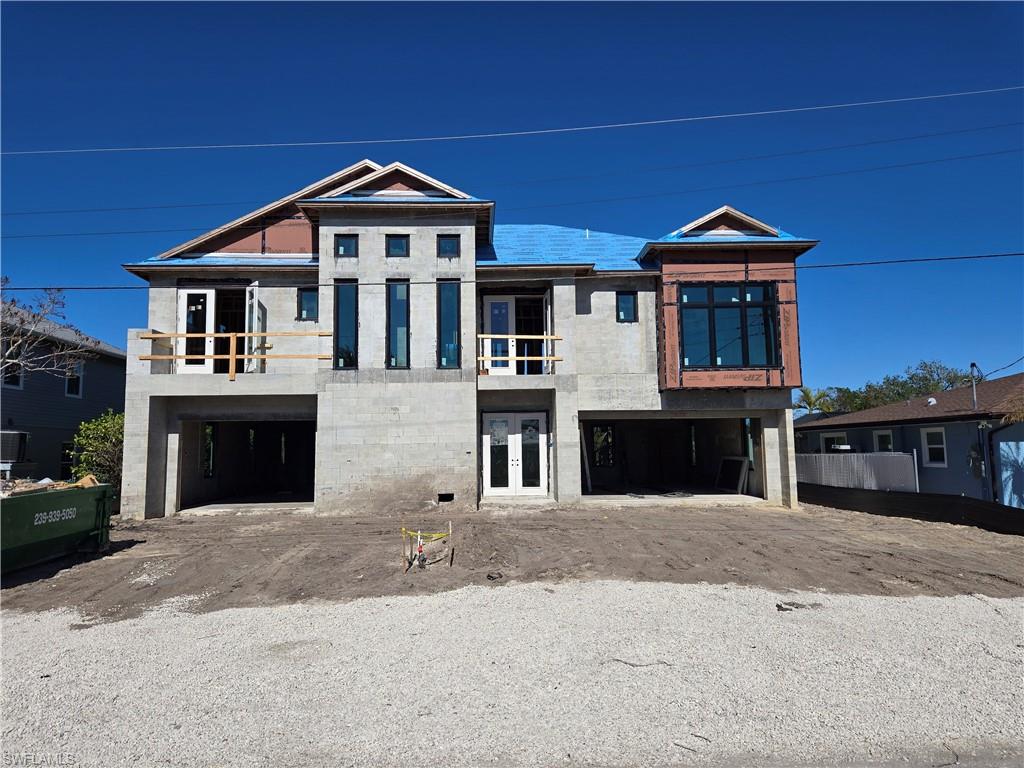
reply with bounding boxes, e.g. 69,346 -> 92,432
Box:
679,283 -> 778,369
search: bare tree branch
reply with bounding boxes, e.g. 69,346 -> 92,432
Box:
1,276 -> 100,378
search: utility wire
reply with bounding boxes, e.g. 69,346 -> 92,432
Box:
2,147 -> 1020,240
3,85 -> 1021,156
4,121 -> 1020,217
977,355 -> 1024,378
2,252 -> 1021,292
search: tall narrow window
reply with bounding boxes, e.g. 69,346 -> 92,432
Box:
678,283 -> 778,369
64,361 -> 84,398
297,287 -> 319,321
386,280 -> 410,368
334,281 -> 358,369
437,280 -> 461,369
201,423 -> 216,478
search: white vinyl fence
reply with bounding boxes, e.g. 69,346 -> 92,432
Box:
796,452 -> 919,493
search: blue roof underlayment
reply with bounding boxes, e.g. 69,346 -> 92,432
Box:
127,256 -> 319,267
656,228 -> 812,244
481,224 -> 652,271
299,195 -> 488,203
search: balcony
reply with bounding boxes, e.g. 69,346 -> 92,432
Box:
137,330 -> 330,381
477,334 -> 562,376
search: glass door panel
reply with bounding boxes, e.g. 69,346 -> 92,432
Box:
483,415 -> 512,494
483,297 -> 514,375
176,290 -> 215,374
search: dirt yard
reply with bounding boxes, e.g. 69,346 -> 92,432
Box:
3,501 -> 1022,623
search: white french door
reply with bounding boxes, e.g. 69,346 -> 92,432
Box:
482,412 -> 548,496
244,281 -> 265,373
483,296 -> 515,375
176,289 -> 215,374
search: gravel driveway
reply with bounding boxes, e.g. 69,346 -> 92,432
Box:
3,580 -> 1022,767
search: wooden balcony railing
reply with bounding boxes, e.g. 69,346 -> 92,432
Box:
477,333 -> 562,375
138,330 -> 331,381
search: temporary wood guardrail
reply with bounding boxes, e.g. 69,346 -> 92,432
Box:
476,333 -> 563,373
138,330 -> 331,381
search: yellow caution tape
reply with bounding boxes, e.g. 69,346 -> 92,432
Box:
400,528 -> 449,542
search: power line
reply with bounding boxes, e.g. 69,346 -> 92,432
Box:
977,355 -> 1024,378
2,251 -> 1020,292
3,85 -> 1021,157
2,147 -> 1020,241
4,121 -> 1020,217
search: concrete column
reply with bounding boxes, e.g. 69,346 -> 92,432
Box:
760,409 -> 798,508
120,393 -> 168,520
550,279 -> 581,504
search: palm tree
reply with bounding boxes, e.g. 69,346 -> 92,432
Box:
794,386 -> 834,414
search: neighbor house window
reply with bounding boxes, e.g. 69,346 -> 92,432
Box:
616,291 -> 638,323
297,286 -> 319,321
201,422 -> 216,478
335,234 -> 358,258
60,442 -> 75,481
821,432 -> 848,452
921,427 -> 947,467
334,281 -> 358,369
2,341 -> 23,389
64,361 -> 84,398
873,430 -> 894,452
593,425 -> 615,467
678,283 -> 777,368
386,234 -> 410,258
437,280 -> 460,369
386,280 -> 410,368
437,235 -> 461,258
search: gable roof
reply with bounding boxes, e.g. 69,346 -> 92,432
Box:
479,224 -> 654,272
314,161 -> 474,200
667,205 -> 778,239
2,306 -> 126,359
152,159 -> 381,260
794,373 -> 1024,430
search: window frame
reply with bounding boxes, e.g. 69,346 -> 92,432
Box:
296,286 -> 319,322
820,431 -> 848,453
334,233 -> 359,258
64,361 -> 84,398
437,234 -> 461,258
677,282 -> 779,370
920,427 -> 948,468
436,279 -> 461,370
385,279 -> 411,369
385,234 -> 411,258
873,429 -> 894,452
592,424 -> 616,467
615,291 -> 639,324
2,366 -> 23,390
333,280 -> 359,370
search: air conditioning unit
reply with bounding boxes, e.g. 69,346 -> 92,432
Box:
0,431 -> 29,462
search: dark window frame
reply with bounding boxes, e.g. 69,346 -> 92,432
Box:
385,234 -> 411,258
436,279 -> 461,369
333,280 -> 359,370
296,286 -> 319,322
678,282 -> 779,371
385,279 -> 411,369
437,234 -> 461,258
615,291 -> 639,323
592,424 -> 615,467
334,233 -> 359,258
64,361 -> 84,398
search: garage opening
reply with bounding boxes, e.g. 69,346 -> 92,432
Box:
580,418 -> 763,499
179,419 -> 316,509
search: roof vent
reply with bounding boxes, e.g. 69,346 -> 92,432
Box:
926,397 -> 938,406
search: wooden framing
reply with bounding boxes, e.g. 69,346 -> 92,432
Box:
138,330 -> 331,382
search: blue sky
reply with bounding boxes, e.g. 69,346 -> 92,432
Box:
2,2 -> 1022,389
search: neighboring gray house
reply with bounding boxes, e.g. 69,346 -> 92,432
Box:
795,373 -> 1024,508
1,323 -> 126,481
120,160 -> 819,519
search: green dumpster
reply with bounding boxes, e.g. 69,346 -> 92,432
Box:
1,484 -> 113,574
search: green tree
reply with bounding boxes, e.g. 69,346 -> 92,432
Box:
827,360 -> 975,413
794,386 -> 834,414
71,409 -> 124,494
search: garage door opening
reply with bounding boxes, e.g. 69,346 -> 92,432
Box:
179,419 -> 316,510
580,418 -> 763,499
